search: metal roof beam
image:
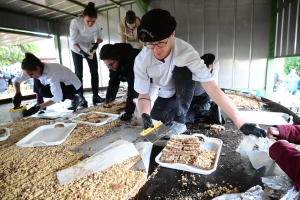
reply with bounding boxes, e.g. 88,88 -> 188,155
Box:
20,0 -> 77,17
275,0 -> 296,13
109,0 -> 121,7
0,28 -> 52,39
65,0 -> 86,8
134,0 -> 148,14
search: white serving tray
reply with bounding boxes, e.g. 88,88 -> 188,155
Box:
16,122 -> 77,147
31,109 -> 71,119
70,112 -> 119,126
0,128 -> 10,141
239,111 -> 293,125
155,134 -> 223,175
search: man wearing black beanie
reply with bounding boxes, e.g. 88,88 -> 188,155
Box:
134,9 -> 266,139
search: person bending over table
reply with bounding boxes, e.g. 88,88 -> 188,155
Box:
12,53 -> 82,116
134,8 -> 266,138
99,43 -> 140,121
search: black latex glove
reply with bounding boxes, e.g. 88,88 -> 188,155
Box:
120,113 -> 133,121
141,113 -> 154,130
101,102 -> 111,108
201,53 -> 215,66
12,93 -> 22,108
240,123 -> 266,138
91,43 -> 99,51
23,105 -> 40,117
80,49 -> 89,59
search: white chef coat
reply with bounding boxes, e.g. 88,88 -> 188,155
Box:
134,37 -> 220,98
13,63 -> 81,103
70,16 -> 104,54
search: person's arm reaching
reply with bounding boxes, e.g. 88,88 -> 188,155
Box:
268,125 -> 300,144
201,81 -> 245,128
201,81 -> 266,137
118,23 -> 126,43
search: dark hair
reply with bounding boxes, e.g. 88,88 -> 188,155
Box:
100,44 -> 118,60
126,10 -> 136,24
83,2 -> 97,18
21,53 -> 44,71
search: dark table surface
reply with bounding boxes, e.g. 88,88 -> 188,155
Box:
134,99 -> 292,199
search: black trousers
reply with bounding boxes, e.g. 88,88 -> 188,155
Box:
151,67 -> 210,125
33,79 -> 79,101
71,50 -> 99,98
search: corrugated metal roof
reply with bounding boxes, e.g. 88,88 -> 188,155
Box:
0,0 -> 134,20
0,0 -> 135,45
0,32 -> 50,45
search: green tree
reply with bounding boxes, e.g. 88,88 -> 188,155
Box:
0,43 -> 39,66
284,57 -> 300,76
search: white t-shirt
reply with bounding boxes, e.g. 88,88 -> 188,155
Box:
13,63 -> 81,103
69,16 -> 104,54
134,37 -> 220,98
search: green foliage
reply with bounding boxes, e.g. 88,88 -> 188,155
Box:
284,57 -> 300,76
0,43 -> 39,66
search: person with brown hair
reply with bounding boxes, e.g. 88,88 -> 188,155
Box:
70,2 -> 105,108
118,10 -> 143,49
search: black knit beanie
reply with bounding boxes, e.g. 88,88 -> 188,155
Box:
138,9 -> 177,42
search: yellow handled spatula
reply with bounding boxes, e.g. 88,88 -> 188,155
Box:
140,121 -> 171,143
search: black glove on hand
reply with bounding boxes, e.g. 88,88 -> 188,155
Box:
91,43 -> 99,51
12,93 -> 22,108
141,113 -> 154,130
23,105 -> 40,117
200,53 -> 215,66
120,113 -> 132,121
80,49 -> 89,59
240,123 -> 266,138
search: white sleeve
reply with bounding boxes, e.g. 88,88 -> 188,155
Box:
48,77 -> 63,103
70,19 -> 80,45
96,20 -> 104,40
12,71 -> 30,84
134,56 -> 151,94
187,58 -> 215,82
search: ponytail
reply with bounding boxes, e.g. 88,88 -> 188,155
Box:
83,2 -> 97,18
21,53 -> 44,72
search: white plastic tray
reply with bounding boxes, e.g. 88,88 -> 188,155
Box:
70,112 -> 119,126
155,134 -> 223,175
31,109 -> 71,119
16,122 -> 77,147
0,128 -> 10,141
239,111 -> 293,125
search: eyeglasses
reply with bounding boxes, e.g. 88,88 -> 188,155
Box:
145,38 -> 169,49
105,61 -> 115,68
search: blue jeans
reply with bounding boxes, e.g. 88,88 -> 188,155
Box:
151,66 -> 210,125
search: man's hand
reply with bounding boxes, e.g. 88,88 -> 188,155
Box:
80,49 -> 89,59
240,123 -> 266,137
23,105 -> 40,117
12,93 -> 22,108
267,127 -> 279,140
120,113 -> 132,121
91,43 -> 99,51
200,53 -> 215,67
141,113 -> 154,130
101,102 -> 112,108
